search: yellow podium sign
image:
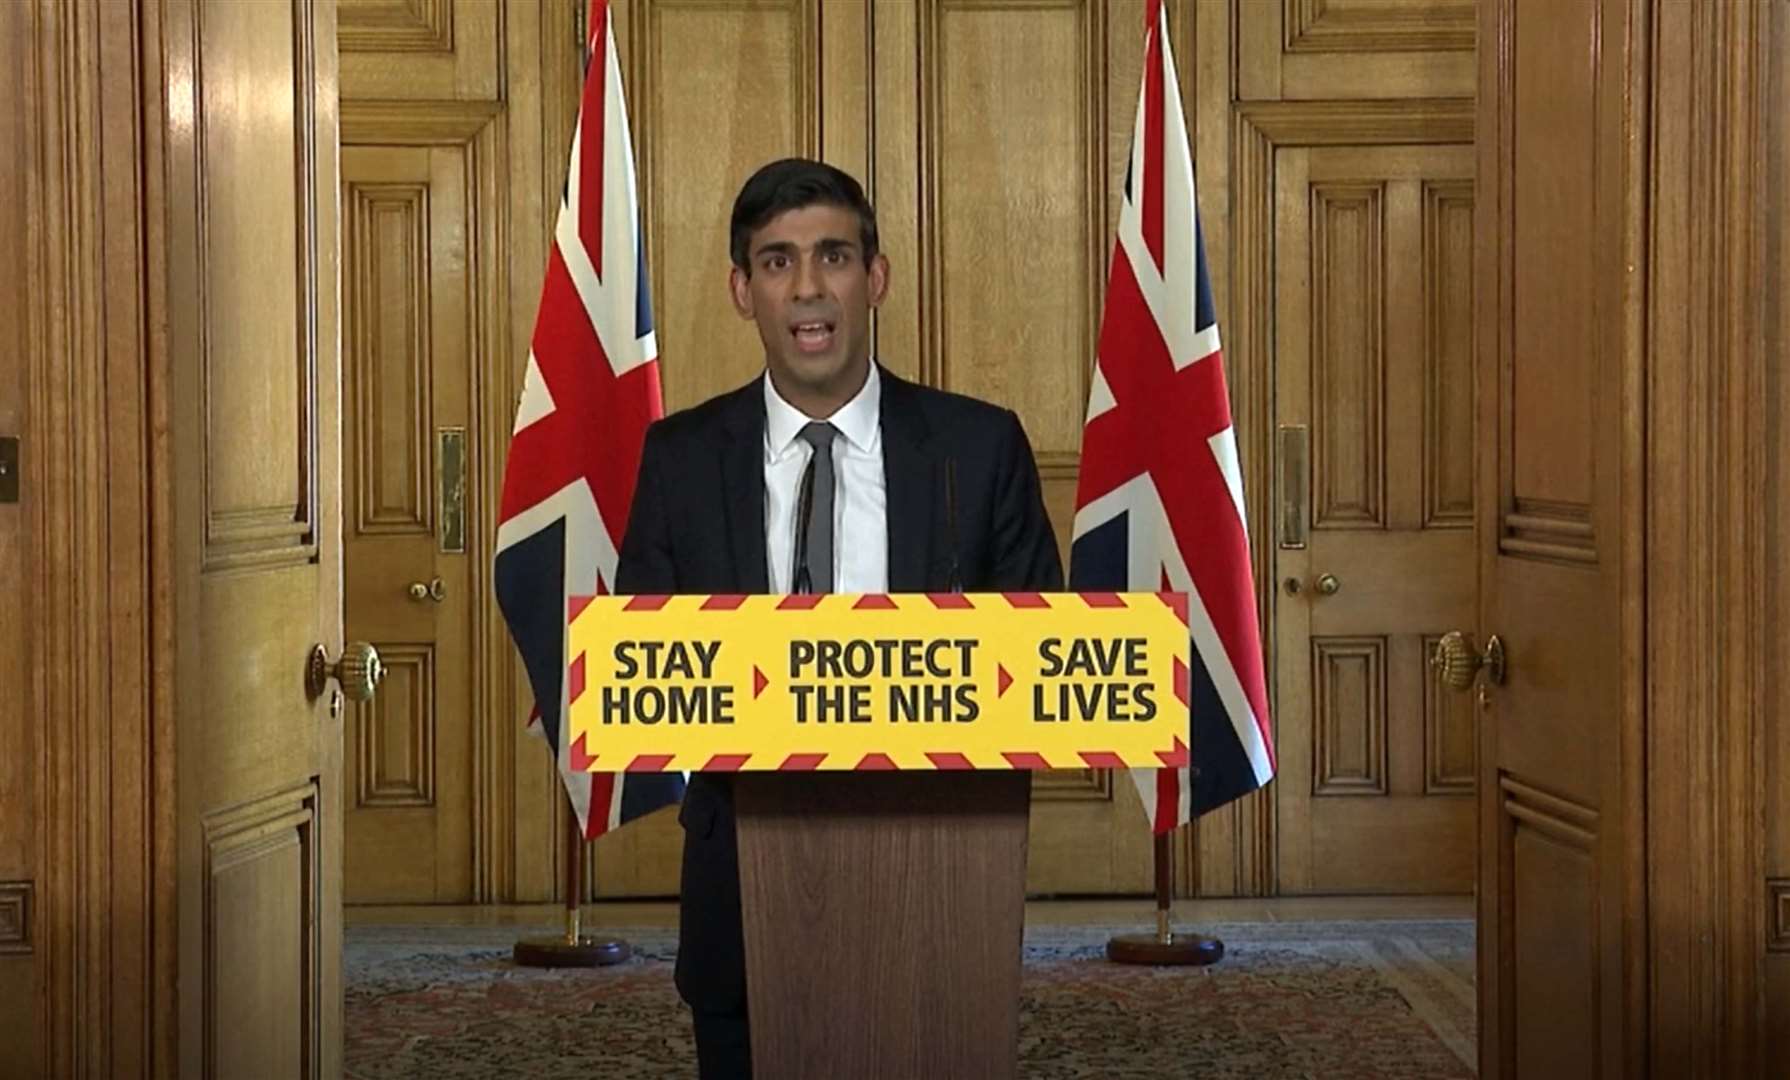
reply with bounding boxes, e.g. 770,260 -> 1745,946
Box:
564,592 -> 1190,773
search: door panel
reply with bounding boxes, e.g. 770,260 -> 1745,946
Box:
339,0 -> 501,101
1238,0 -> 1477,101
167,0 -> 343,1075
1274,143 -> 1477,894
1476,0 -> 1636,1074
204,786 -> 321,1080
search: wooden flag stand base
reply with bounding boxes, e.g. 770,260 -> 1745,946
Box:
513,808 -> 632,968
1106,832 -> 1224,966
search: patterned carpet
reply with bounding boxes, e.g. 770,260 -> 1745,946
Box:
346,920 -> 1476,1079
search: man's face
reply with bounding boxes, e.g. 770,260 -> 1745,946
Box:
730,203 -> 889,405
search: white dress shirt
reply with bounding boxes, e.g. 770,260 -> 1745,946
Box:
763,364 -> 888,593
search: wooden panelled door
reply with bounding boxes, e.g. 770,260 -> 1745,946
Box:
339,135 -> 484,903
335,0 -> 503,906
1215,0 -> 1481,896
1473,0 -> 1637,1073
336,0 -> 561,905
165,0 -> 352,1075
1272,142 -> 1478,893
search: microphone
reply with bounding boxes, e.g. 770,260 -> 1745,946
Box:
944,457 -> 962,594
792,454 -> 817,594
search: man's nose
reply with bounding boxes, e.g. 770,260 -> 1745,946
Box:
792,255 -> 825,301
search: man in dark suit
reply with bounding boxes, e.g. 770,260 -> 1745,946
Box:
615,157 -> 1062,1079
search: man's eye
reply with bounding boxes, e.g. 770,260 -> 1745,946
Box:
763,256 -> 789,271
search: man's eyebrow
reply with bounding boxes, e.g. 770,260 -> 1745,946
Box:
752,237 -> 858,259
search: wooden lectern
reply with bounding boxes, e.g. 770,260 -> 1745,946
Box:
734,770 -> 1032,1079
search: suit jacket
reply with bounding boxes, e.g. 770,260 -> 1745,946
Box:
614,364 -> 1064,1010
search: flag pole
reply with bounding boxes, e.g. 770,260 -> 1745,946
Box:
1105,828 -> 1223,966
563,807 -> 583,944
512,797 -> 633,967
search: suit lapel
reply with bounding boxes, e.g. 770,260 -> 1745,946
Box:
880,370 -> 938,592
720,382 -> 770,593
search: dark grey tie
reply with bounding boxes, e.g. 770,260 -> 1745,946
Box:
798,422 -> 838,593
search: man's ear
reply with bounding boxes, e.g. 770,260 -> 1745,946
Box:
728,266 -> 754,319
866,253 -> 890,308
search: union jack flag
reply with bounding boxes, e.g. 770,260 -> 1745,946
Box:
495,0 -> 683,839
1070,0 -> 1275,832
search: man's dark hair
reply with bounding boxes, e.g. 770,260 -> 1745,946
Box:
729,158 -> 879,273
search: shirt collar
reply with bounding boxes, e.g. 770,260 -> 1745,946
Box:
763,362 -> 882,457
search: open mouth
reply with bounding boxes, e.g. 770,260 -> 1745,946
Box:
789,319 -> 837,354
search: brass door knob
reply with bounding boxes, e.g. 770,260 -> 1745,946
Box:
1431,631 -> 1506,691
408,577 -> 446,602
307,641 -> 386,702
1315,573 -> 1341,595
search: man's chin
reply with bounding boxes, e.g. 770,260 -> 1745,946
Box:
775,353 -> 859,391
